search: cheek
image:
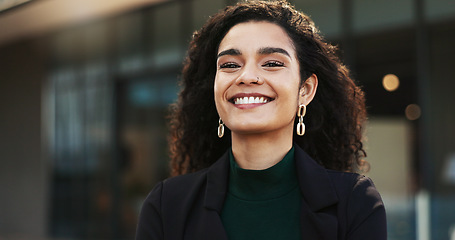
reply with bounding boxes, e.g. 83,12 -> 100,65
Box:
213,77 -> 226,112
213,78 -> 222,100
280,82 -> 301,112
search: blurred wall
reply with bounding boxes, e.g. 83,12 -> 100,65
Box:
0,39 -> 49,238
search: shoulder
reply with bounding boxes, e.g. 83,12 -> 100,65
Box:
326,170 -> 387,238
136,167 -> 215,239
326,171 -> 373,195
164,168 -> 210,189
138,168 -> 211,229
144,151 -> 230,209
145,167 -> 210,204
326,170 -> 383,207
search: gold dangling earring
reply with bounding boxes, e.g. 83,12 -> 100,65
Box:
296,104 -> 306,136
218,118 -> 225,138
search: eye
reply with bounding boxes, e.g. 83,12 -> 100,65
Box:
262,61 -> 284,68
219,62 -> 240,69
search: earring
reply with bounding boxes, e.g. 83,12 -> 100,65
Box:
296,104 -> 306,136
218,118 -> 225,138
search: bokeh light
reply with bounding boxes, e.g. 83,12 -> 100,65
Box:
405,104 -> 421,120
382,74 -> 400,92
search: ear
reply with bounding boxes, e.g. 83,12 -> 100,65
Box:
299,74 -> 318,105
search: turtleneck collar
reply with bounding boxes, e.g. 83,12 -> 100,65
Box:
228,147 -> 297,201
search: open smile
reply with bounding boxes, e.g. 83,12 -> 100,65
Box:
229,93 -> 275,105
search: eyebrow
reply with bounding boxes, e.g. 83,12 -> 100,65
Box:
258,47 -> 290,57
217,49 -> 241,58
217,47 -> 291,59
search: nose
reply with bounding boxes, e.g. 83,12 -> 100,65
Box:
234,65 -> 264,85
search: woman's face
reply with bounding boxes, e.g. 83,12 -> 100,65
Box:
214,21 -> 303,136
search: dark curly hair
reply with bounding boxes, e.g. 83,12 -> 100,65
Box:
168,0 -> 367,176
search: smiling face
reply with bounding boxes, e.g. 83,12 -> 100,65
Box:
214,21 -> 303,137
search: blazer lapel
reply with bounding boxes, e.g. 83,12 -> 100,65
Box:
295,145 -> 339,240
199,151 -> 230,240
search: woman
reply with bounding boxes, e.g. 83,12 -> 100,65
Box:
136,1 -> 386,239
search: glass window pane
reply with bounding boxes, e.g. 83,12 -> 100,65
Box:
294,0 -> 342,38
352,0 -> 414,34
152,2 -> 183,67
192,0 -> 225,31
116,12 -> 146,73
425,0 -> 455,22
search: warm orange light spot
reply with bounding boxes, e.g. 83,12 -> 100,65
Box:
383,74 -> 400,92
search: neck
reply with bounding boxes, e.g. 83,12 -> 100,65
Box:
231,127 -> 294,170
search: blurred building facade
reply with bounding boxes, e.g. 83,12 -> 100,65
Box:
0,0 -> 454,239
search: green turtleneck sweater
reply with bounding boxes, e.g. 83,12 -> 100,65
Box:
221,147 -> 301,240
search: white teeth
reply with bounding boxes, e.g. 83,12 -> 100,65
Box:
233,96 -> 270,104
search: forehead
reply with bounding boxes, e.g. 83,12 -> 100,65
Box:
218,21 -> 296,54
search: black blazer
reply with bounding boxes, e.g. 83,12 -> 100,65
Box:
136,146 -> 387,240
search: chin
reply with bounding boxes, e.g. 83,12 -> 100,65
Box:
228,124 -> 269,135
